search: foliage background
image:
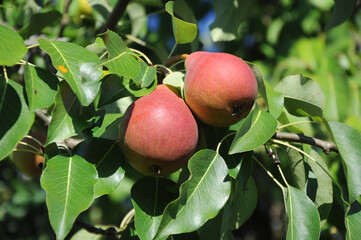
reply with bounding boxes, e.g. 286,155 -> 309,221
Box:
0,0 -> 360,239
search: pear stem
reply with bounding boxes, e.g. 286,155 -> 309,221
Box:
163,54 -> 189,68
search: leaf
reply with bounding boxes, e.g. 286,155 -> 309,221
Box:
86,37 -> 106,56
155,149 -> 231,239
73,138 -> 125,198
92,113 -> 123,138
277,111 -> 304,134
97,74 -> 133,108
133,62 -> 157,88
19,10 -> 62,39
248,62 -> 284,119
278,147 -> 306,190
345,200 -> 361,239
198,207 -> 234,240
218,133 -> 253,185
325,0 -> 357,31
0,79 -> 34,160
210,0 -> 254,42
127,2 -> 148,38
71,225 -> 119,240
165,1 -> 198,44
275,74 -> 326,117
267,17 -> 285,45
47,82 -> 94,144
163,72 -> 185,98
327,121 -> 361,203
0,24 -> 27,66
131,177 -> 178,240
228,177 -> 258,230
305,149 -> 333,222
229,105 -> 278,154
24,63 -> 59,110
284,186 -> 321,240
123,76 -> 157,97
100,31 -> 140,79
40,155 -> 98,240
38,38 -> 103,106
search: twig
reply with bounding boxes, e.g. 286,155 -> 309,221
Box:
75,219 -> 121,238
119,208 -> 135,231
57,0 -> 73,38
34,109 -> 51,127
271,132 -> 338,154
253,156 -> 285,189
100,0 -> 131,33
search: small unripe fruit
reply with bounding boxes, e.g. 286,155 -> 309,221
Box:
184,51 -> 258,127
119,85 -> 198,176
12,131 -> 46,178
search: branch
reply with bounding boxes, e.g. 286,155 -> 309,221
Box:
272,132 -> 338,154
57,0 -> 73,38
100,0 -> 131,34
75,219 -> 121,238
34,109 -> 51,127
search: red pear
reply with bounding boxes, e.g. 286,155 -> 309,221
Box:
184,51 -> 258,127
119,84 -> 198,176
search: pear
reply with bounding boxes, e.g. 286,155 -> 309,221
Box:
119,85 -> 198,176
12,131 -> 46,178
184,51 -> 258,127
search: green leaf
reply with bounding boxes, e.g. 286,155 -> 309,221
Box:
97,74 -> 133,108
248,62 -> 284,119
305,149 -> 333,222
266,17 -> 285,45
19,10 -> 62,39
41,155 -> 98,240
127,3 -> 148,39
198,207 -> 234,240
24,63 -> 59,110
92,113 -> 123,138
277,111 -> 304,134
0,24 -> 27,66
131,177 -> 178,240
165,1 -> 198,44
123,76 -> 157,97
325,0 -> 357,31
218,133 -> 253,185
278,147 -> 306,190
133,62 -> 156,88
210,0 -> 253,42
100,31 -> 140,79
285,186 -> 321,240
86,37 -> 106,56
328,121 -> 361,203
71,225 -> 120,240
163,72 -> 185,98
47,82 -> 94,144
38,38 -> 102,106
345,200 -> 361,239
275,74 -> 326,117
228,177 -> 258,230
73,138 -> 125,198
229,105 -> 278,154
155,149 -> 231,239
0,79 -> 34,160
